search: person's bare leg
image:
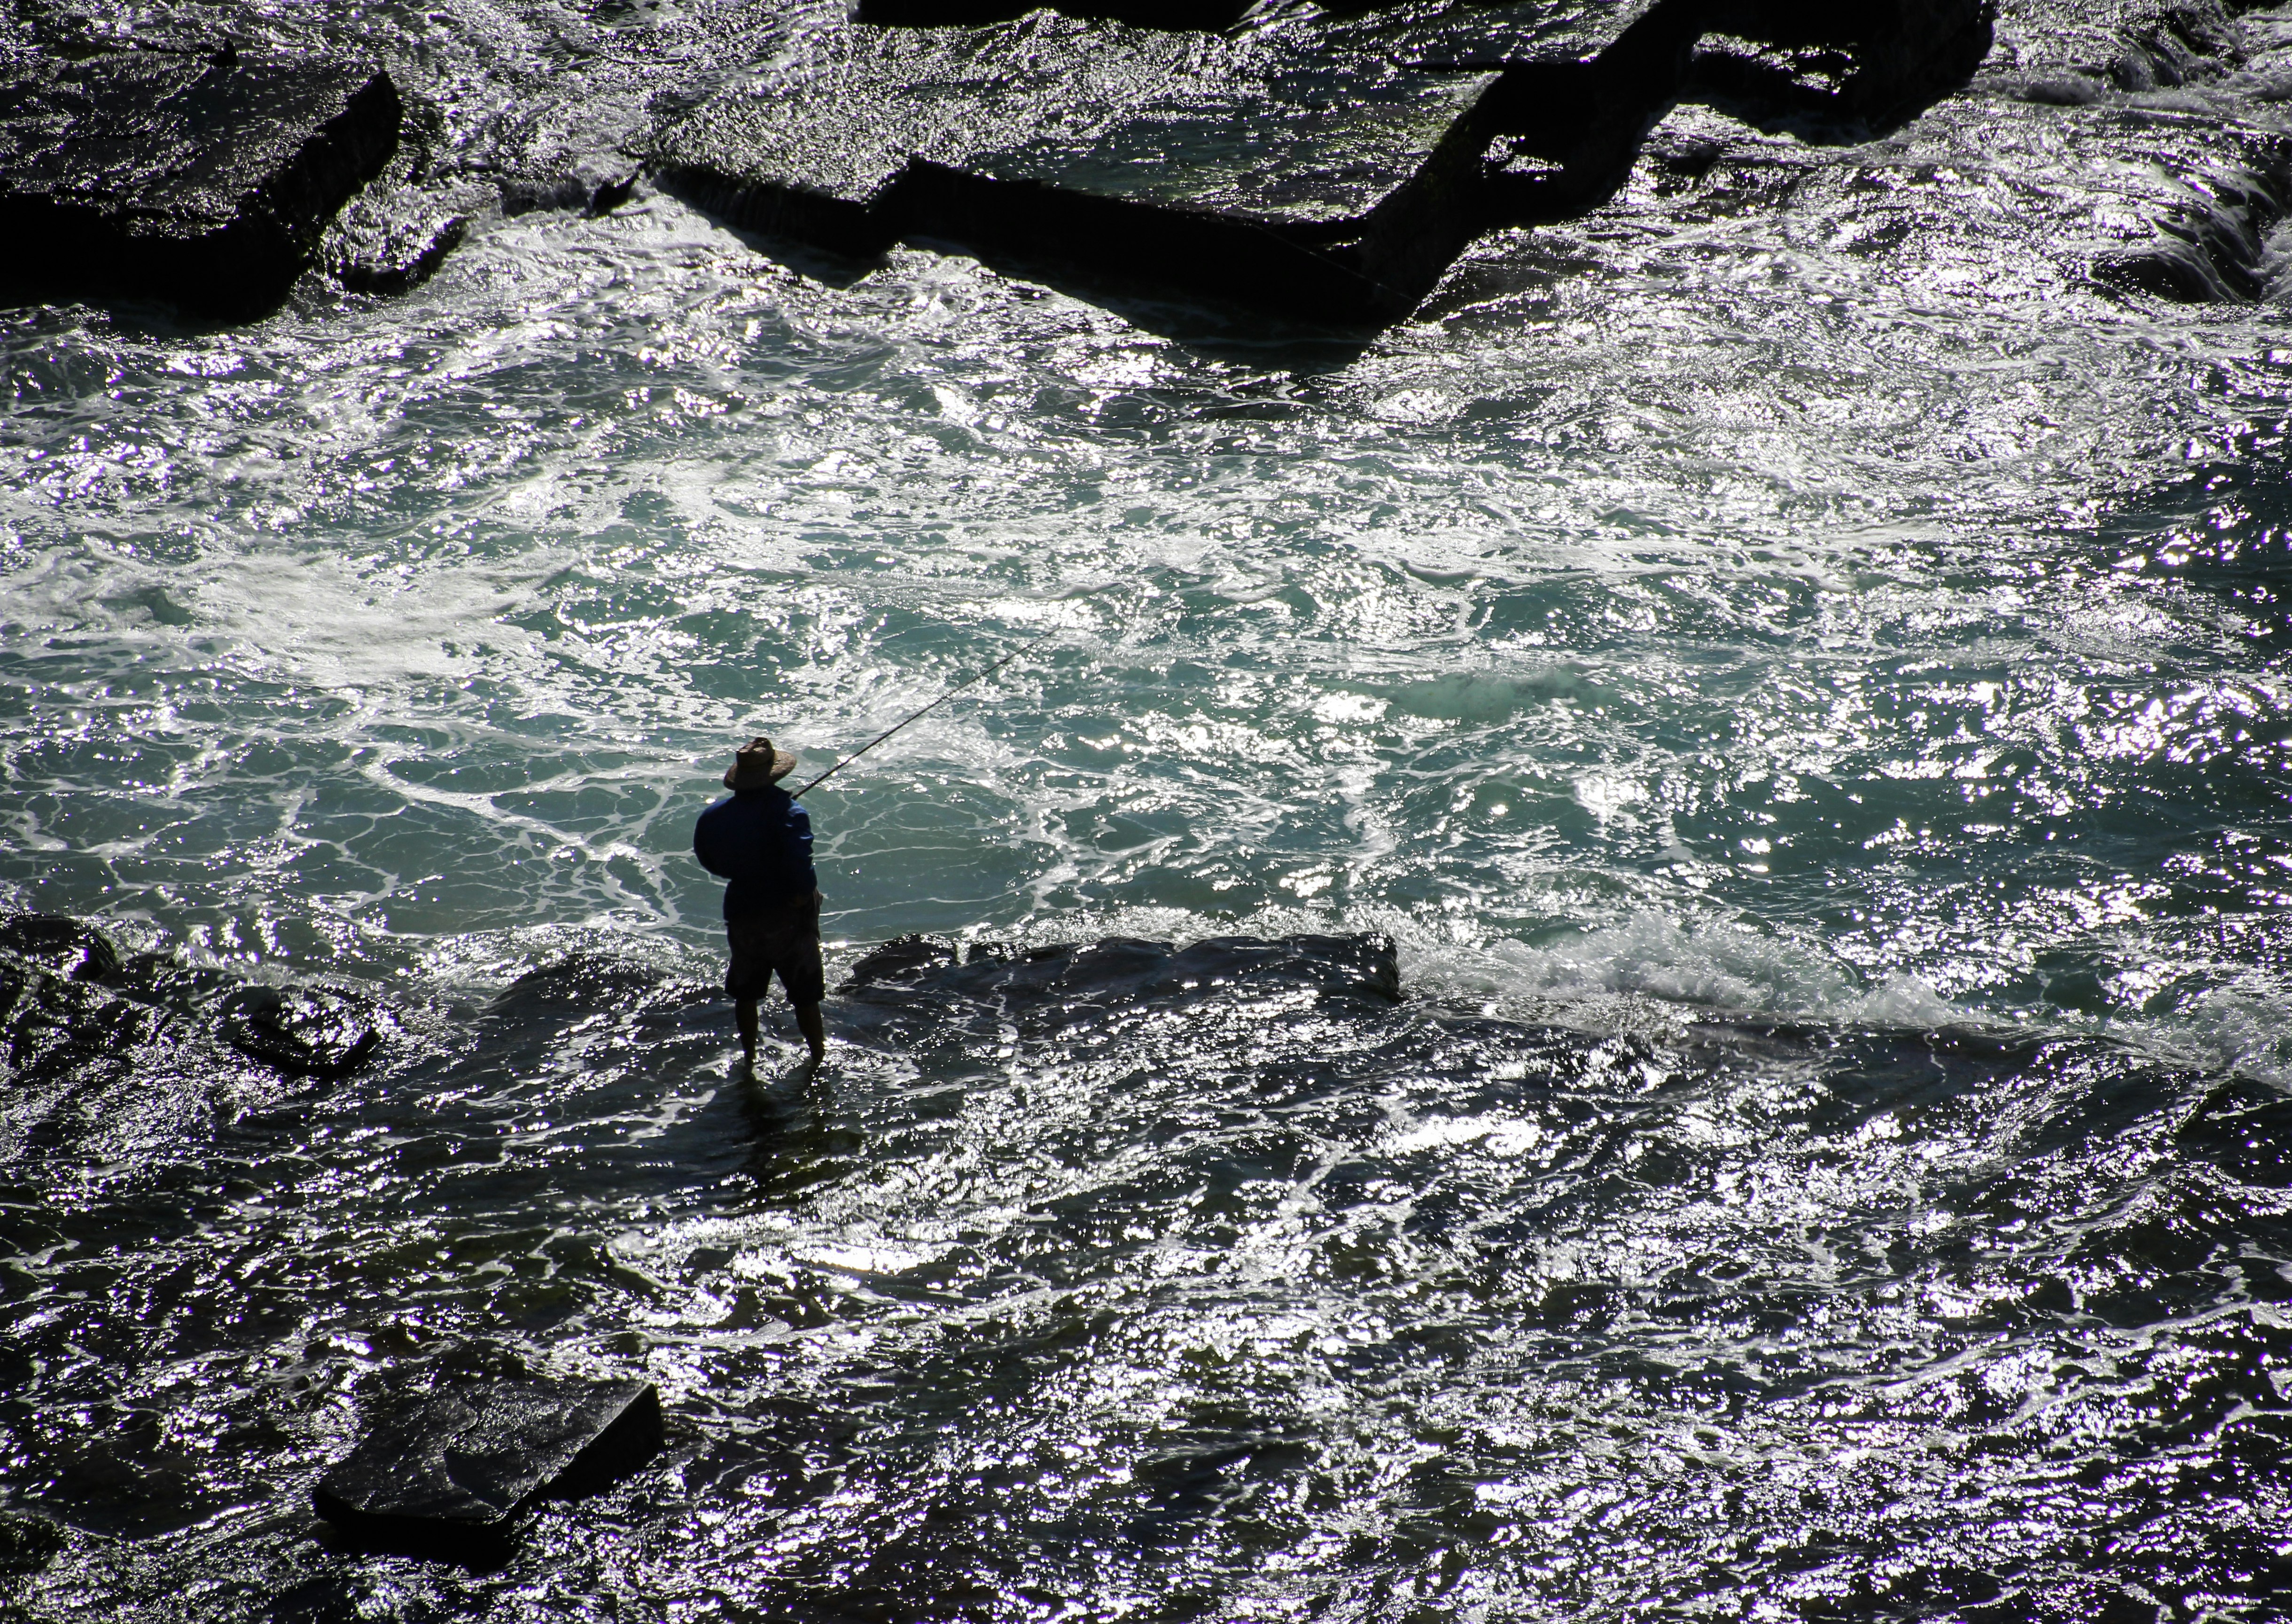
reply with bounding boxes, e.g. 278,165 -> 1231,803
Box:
795,1001 -> 826,1065
736,996 -> 760,1062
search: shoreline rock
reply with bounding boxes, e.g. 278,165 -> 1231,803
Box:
0,50 -> 401,319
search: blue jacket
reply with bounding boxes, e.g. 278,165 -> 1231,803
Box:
693,786 -> 816,920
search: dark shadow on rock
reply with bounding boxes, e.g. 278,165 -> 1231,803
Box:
0,50 -> 401,321
311,1377 -> 663,1565
1479,0 -> 1994,230
650,12 -> 1509,327
913,235 -> 1384,364
686,217 -> 895,290
834,931 -> 1401,1051
645,0 -> 1998,325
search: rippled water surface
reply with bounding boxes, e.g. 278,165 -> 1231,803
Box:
7,1 -> 2292,1616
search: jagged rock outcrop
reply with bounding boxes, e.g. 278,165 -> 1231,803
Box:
0,0 -> 2009,323
0,51 -> 400,318
651,0 -> 1992,322
654,14 -> 1510,323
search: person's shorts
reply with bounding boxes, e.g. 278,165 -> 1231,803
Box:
725,896 -> 825,1004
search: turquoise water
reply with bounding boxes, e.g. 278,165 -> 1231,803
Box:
8,55 -> 2292,1620
6,196 -> 2288,1065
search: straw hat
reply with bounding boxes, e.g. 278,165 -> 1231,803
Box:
724,735 -> 799,789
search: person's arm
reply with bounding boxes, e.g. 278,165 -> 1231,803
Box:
786,801 -> 818,897
694,801 -> 733,878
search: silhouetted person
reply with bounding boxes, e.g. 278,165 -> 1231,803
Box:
694,736 -> 826,1067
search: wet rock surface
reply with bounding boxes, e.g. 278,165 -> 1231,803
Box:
0,1511 -> 64,1577
0,914 -> 121,983
5,0 -> 2276,321
0,0 -> 2013,323
0,915 -> 382,1088
321,194 -> 471,295
312,1379 -> 663,1559
842,931 -> 1403,1037
0,50 -> 400,318
646,0 -> 1999,322
6,925 -> 2291,1614
219,984 -> 382,1077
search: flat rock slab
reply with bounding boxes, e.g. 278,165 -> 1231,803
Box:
655,13 -> 1504,322
0,51 -> 399,319
313,1379 -> 662,1559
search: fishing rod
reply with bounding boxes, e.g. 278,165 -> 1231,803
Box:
791,619 -> 1064,800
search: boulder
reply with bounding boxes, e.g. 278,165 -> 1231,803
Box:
218,984 -> 381,1077
312,1379 -> 663,1560
0,50 -> 400,319
839,935 -> 959,991
322,195 -> 469,295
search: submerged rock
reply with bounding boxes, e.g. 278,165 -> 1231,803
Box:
0,957 -> 172,1092
218,985 -> 381,1077
312,1378 -> 664,1559
0,914 -> 121,983
0,50 -> 400,319
0,915 -> 392,1091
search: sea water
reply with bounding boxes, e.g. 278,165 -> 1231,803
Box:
5,10 -> 2292,1618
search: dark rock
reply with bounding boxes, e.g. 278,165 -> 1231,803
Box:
653,13 -> 1509,322
113,951 -> 265,1015
219,984 -> 381,1077
0,51 -> 400,319
312,1379 -> 664,1560
1487,0 -> 1989,224
838,932 -> 1402,1047
2110,0 -> 2243,90
323,195 -> 469,294
842,935 -> 959,990
2025,74 -> 2107,105
0,1510 -> 65,1576
491,953 -> 671,1020
501,162 -> 643,218
0,913 -> 122,982
0,958 -> 171,1092
855,0 -> 1253,28
1704,0 -> 1996,123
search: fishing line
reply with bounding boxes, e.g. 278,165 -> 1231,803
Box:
790,593 -> 1097,799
